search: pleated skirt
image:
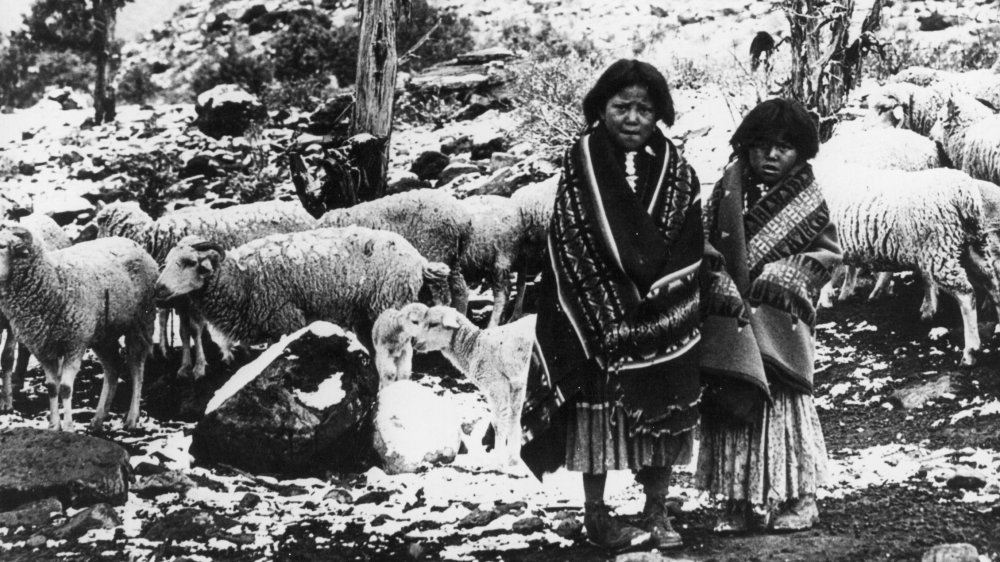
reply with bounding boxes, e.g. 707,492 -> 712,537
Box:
565,402 -> 694,474
694,386 -> 828,506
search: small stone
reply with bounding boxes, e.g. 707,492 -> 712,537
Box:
133,470 -> 197,499
511,516 -> 545,534
489,152 -> 519,172
457,508 -> 501,528
888,374 -> 955,410
410,151 -> 451,181
323,488 -> 353,504
46,503 -> 121,540
437,162 -> 482,185
238,493 -> 262,510
921,543 -> 979,562
946,467 -> 988,491
25,534 -> 47,548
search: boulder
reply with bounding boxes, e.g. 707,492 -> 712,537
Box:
373,379 -> 462,474
386,170 -> 428,195
410,151 -> 451,181
194,84 -> 267,140
946,467 -> 988,491
471,137 -> 509,160
888,374 -> 956,410
191,322 -> 378,475
922,543 -> 979,562
0,497 -> 63,528
437,161 -> 482,185
0,428 -> 130,510
918,12 -> 958,32
40,503 -> 121,540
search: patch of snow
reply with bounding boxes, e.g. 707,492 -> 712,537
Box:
929,327 -> 949,340
294,373 -> 346,410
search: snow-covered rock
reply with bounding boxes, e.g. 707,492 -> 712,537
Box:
194,84 -> 267,140
373,379 -> 463,474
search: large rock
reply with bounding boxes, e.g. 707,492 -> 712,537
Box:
191,322 -> 378,475
194,84 -> 267,140
0,428 -> 130,510
922,543 -> 979,562
373,380 -> 462,474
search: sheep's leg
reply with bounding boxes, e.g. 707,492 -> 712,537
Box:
509,264 -> 529,321
122,327 -> 152,430
868,272 -> 894,301
58,353 -> 84,432
397,342 -> 413,382
506,382 -> 527,466
178,309 -> 193,378
156,309 -> 170,358
1,329 -> 13,412
950,290 -> 980,367
375,348 -> 398,391
920,273 -> 939,322
188,308 -> 207,380
488,275 -> 508,328
91,344 -> 124,430
837,266 -> 860,301
12,343 -> 30,394
450,270 -> 469,315
41,360 -> 61,430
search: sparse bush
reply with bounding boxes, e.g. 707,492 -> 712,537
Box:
107,151 -> 182,219
510,52 -> 606,154
866,26 -> 1000,81
500,18 -> 595,62
0,45 -> 91,108
261,75 -> 335,113
117,62 -> 161,104
213,121 -> 283,203
269,11 -> 342,83
190,32 -> 274,96
394,91 -> 466,127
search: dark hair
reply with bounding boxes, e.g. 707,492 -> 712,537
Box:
730,98 -> 819,161
582,59 -> 675,127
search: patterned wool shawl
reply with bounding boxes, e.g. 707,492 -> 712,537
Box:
524,124 -> 703,442
702,158 -> 841,395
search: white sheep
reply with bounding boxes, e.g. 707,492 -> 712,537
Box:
890,66 -> 1000,109
507,176 -> 559,319
870,81 -> 952,136
0,224 -> 157,430
1,213 -> 71,412
318,189 -> 474,315
82,200 -> 318,378
458,195 -> 525,328
411,305 -> 535,467
817,164 -> 1000,366
153,226 -> 452,358
372,302 -> 429,391
933,93 -> 1000,185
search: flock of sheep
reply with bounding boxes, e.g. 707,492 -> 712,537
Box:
815,63 -> 1000,367
3,61 -> 1000,445
0,181 -> 555,433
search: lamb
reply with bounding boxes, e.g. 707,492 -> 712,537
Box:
81,200 -> 318,378
817,165 -> 1000,366
1,213 -> 71,412
318,189 -> 474,314
933,93 -> 1000,185
371,302 -> 429,390
153,226 -> 452,358
0,223 -> 157,430
411,305 -> 535,466
458,195 -> 525,328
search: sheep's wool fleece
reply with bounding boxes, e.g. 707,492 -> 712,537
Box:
701,159 -> 842,413
522,123 -> 703,476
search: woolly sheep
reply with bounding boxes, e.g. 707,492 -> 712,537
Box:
817,165 -> 1000,366
458,195 -> 525,328
81,200 -> 318,379
816,127 -> 942,172
1,213 -> 71,412
933,93 -> 1000,185
0,224 -> 157,430
153,226 -> 453,358
371,302 -> 429,390
870,82 -> 952,136
411,305 -> 535,467
318,189 -> 474,314
890,66 -> 1000,109
507,176 -> 559,319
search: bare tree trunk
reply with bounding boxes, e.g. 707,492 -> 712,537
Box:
783,0 -> 884,140
92,0 -> 117,124
351,0 -> 402,201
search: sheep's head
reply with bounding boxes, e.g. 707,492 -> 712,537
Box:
411,305 -> 464,353
0,224 -> 34,283
870,84 -> 912,129
155,236 -> 226,303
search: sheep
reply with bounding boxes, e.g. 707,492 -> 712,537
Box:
411,305 -> 535,467
318,189 -> 474,315
0,224 -> 157,430
890,66 -> 1000,109
153,226 -> 453,359
870,81 -> 953,136
81,200 -> 318,379
933,93 -> 1000,185
816,164 -> 1000,366
458,195 -> 525,328
508,176 -> 559,319
371,302 -> 429,390
1,213 -> 71,412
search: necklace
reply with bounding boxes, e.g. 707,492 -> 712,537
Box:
625,152 -> 638,190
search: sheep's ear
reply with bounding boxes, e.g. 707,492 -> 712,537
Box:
442,308 -> 462,329
405,305 -> 425,324
891,106 -> 904,123
8,225 -> 33,256
197,257 -> 215,275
